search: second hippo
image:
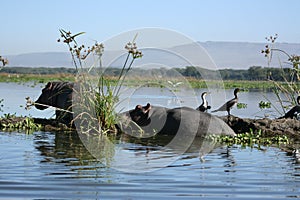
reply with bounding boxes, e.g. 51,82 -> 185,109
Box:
118,103 -> 236,137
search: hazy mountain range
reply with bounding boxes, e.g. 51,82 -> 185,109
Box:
5,41 -> 300,69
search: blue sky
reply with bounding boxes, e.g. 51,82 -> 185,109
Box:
1,0 -> 299,55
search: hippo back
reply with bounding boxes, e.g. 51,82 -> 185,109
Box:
162,106 -> 236,137
119,105 -> 236,137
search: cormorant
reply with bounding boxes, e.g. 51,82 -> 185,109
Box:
212,88 -> 240,116
280,96 -> 300,119
196,92 -> 211,112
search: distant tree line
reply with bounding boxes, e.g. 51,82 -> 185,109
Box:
0,66 -> 294,81
219,66 -> 291,81
0,67 -> 77,74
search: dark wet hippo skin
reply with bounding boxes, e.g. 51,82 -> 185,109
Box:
35,82 -> 74,125
119,103 -> 236,137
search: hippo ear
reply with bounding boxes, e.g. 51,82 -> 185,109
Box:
46,82 -> 53,90
135,105 -> 142,110
144,103 -> 151,113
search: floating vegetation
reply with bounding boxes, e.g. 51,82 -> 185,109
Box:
259,101 -> 272,109
207,130 -> 290,147
237,102 -> 247,109
0,115 -> 42,133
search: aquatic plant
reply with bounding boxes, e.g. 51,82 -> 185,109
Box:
261,34 -> 299,115
58,29 -> 142,134
259,101 -> 272,109
0,115 -> 42,132
237,102 -> 247,109
207,130 -> 290,147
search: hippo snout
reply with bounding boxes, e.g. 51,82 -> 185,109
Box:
34,101 -> 49,110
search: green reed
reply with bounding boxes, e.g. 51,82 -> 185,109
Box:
58,29 -> 142,134
261,34 -> 300,115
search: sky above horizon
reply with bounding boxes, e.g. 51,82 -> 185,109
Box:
1,0 -> 300,55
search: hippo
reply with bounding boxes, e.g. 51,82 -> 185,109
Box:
118,103 -> 236,138
35,82 -> 74,125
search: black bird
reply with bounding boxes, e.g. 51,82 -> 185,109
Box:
280,96 -> 300,119
196,92 -> 211,112
212,88 -> 240,116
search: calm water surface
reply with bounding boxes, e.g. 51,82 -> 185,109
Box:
0,82 -> 292,118
0,82 -> 300,199
0,131 -> 299,199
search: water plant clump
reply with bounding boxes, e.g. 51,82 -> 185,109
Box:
261,34 -> 300,115
259,100 -> 272,109
237,102 -> 247,109
207,130 -> 290,147
0,114 -> 42,133
58,29 -> 142,134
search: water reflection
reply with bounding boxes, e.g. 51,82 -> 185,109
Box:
1,130 -> 300,199
32,131 -> 300,173
280,142 -> 300,164
34,131 -> 96,164
41,130 -> 227,173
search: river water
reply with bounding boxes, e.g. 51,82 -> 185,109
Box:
0,82 -> 299,199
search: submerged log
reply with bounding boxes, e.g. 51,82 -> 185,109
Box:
220,115 -> 300,139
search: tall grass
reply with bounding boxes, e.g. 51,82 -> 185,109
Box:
58,29 -> 142,134
262,34 -> 299,114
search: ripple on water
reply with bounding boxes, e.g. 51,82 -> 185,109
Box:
0,131 -> 300,199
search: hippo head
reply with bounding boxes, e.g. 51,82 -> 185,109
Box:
129,103 -> 152,126
35,82 -> 55,110
35,82 -> 73,110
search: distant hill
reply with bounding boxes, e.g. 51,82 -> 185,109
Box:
5,41 -> 300,69
199,41 -> 300,69
5,52 -> 73,68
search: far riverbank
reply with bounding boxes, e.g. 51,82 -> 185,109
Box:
0,73 -> 285,90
